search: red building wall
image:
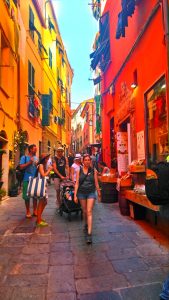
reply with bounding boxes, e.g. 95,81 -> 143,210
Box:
101,0 -> 168,167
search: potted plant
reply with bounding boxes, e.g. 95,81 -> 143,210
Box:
8,183 -> 18,197
0,188 -> 6,201
0,149 -> 6,155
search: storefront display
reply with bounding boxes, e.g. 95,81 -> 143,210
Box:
145,76 -> 168,167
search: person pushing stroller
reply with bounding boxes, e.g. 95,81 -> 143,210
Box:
53,147 -> 69,213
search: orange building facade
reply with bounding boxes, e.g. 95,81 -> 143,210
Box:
96,0 -> 169,171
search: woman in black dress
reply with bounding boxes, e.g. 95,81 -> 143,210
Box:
74,154 -> 101,244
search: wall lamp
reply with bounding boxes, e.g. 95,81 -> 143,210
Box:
131,69 -> 138,89
131,82 -> 137,89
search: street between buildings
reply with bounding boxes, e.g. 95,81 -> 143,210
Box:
0,184 -> 169,300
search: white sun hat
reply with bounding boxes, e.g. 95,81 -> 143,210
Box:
74,153 -> 82,159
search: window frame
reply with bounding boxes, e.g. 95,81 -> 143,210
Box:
29,6 -> 35,40
49,48 -> 52,68
28,60 -> 35,96
144,75 -> 167,168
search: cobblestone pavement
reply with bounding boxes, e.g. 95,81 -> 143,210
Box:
0,183 -> 169,300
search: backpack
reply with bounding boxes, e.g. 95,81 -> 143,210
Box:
15,156 -> 27,183
145,162 -> 169,205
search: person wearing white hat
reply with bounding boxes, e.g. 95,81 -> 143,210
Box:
53,147 -> 69,211
70,153 -> 82,183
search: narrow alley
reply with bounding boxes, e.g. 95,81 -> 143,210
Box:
0,184 -> 168,300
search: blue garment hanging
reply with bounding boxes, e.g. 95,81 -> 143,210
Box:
160,276 -> 169,300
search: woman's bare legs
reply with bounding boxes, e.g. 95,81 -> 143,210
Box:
37,198 -> 47,224
86,198 -> 95,235
80,199 -> 87,226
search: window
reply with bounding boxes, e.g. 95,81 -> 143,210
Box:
49,89 -> 53,113
62,57 -> 65,67
28,60 -> 35,95
48,140 -> 51,152
145,76 -> 168,167
38,35 -> 42,55
0,34 -> 11,96
49,48 -> 52,68
61,108 -> 65,119
99,12 -> 110,72
28,61 -> 35,118
13,0 -> 17,6
29,6 -> 35,40
5,0 -> 10,8
90,12 -> 110,72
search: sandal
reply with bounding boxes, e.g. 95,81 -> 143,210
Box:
86,234 -> 92,244
26,213 -> 32,218
36,221 -> 48,227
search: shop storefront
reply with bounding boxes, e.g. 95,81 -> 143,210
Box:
145,76 -> 168,167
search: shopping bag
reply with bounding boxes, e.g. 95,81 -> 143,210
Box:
27,176 -> 47,198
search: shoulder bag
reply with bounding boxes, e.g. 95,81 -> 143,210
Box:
27,166 -> 47,198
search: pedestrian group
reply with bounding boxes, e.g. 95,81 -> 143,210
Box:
19,145 -> 101,244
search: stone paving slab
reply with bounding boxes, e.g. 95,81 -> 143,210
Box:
0,287 -> 14,300
11,287 -> 46,300
47,293 -> 77,300
106,246 -> 140,260
49,251 -> 73,265
111,257 -> 149,273
76,273 -> 129,294
9,263 -> 49,275
3,274 -> 48,287
0,184 -> 169,299
124,268 -> 168,286
120,283 -> 162,300
48,266 -> 76,293
79,291 -> 122,300
74,261 -> 115,279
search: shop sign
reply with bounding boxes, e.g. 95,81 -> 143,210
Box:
137,130 -> 145,160
117,132 -> 128,176
117,82 -> 135,123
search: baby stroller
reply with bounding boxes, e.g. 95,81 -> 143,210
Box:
59,180 -> 82,221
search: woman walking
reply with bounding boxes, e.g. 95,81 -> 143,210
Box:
74,154 -> 101,244
70,153 -> 82,183
36,153 -> 53,227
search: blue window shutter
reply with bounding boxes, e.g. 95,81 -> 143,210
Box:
42,94 -> 50,126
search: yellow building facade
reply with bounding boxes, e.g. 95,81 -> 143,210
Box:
41,1 -> 73,156
18,0 -> 44,156
0,0 -> 73,195
0,0 -> 19,193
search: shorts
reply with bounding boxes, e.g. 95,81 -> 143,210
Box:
22,181 -> 29,201
54,178 -> 61,191
77,191 -> 96,200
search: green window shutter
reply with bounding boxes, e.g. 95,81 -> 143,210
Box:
42,94 -> 50,126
